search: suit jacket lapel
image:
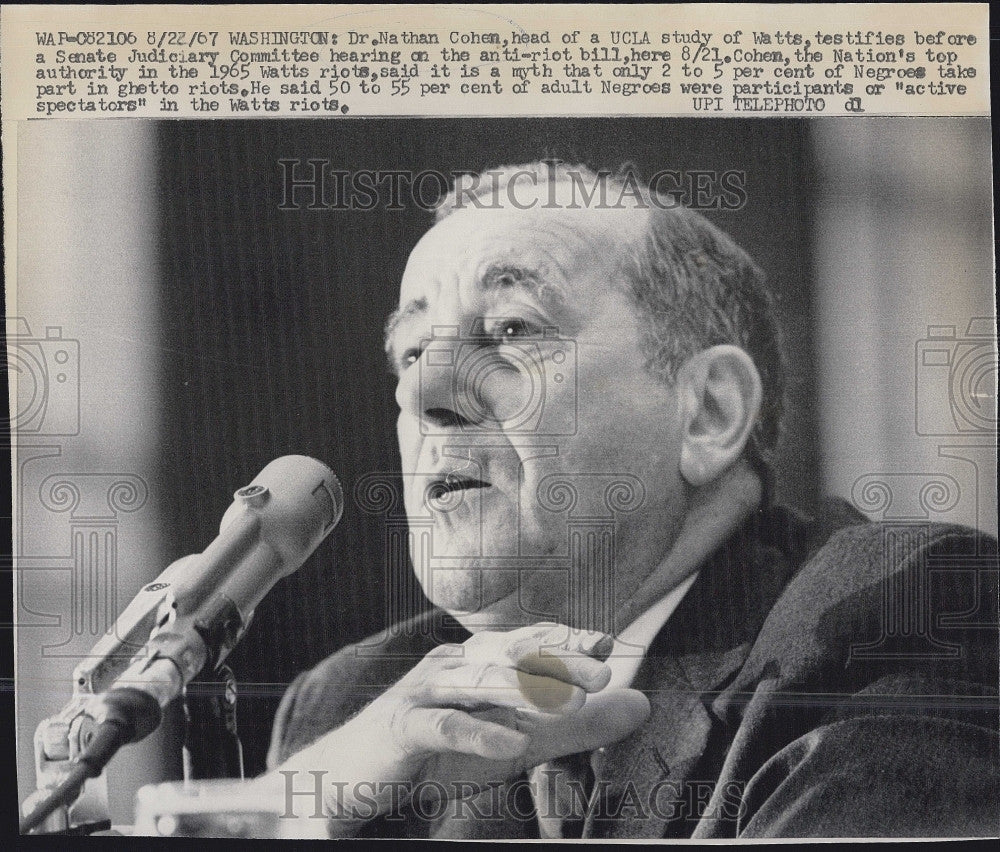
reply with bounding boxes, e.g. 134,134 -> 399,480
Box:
584,506 -> 802,840
584,652 -> 716,838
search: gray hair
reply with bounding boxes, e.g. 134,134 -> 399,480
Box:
433,161 -> 786,495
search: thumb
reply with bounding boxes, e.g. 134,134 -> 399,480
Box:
519,688 -> 651,766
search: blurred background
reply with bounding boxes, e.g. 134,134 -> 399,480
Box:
13,117 -> 996,821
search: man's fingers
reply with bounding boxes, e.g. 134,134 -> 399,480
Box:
467,623 -> 612,659
464,623 -> 614,692
420,691 -> 652,789
400,707 -> 529,760
423,664 -> 587,713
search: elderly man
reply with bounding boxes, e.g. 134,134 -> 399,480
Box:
261,162 -> 998,839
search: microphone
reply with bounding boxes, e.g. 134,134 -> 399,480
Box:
74,455 -> 344,697
21,456 -> 343,834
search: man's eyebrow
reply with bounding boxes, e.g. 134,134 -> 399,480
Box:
383,263 -> 564,358
383,296 -> 428,353
477,262 -> 565,307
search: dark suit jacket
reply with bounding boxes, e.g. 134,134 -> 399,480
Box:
267,499 -> 999,838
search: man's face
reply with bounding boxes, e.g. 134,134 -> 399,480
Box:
387,186 -> 689,632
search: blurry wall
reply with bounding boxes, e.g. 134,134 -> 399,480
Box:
152,118 -> 820,776
14,122 -> 173,822
811,118 -> 996,536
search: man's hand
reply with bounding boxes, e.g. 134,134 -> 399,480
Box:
264,622 -> 650,833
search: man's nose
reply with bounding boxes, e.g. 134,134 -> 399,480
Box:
395,349 -> 479,431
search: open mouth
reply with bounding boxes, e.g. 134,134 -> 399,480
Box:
427,474 -> 491,501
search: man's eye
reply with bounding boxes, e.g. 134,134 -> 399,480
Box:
488,318 -> 537,341
400,346 -> 422,369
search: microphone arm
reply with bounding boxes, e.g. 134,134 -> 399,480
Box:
21,456 -> 343,835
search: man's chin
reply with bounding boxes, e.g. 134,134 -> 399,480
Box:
428,580 -> 567,632
445,604 -> 545,633
426,583 -> 515,625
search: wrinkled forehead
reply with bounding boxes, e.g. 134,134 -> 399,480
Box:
399,186 -> 645,307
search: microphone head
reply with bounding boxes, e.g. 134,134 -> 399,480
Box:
220,456 -> 344,573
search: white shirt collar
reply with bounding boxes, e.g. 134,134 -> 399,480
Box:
604,571 -> 699,691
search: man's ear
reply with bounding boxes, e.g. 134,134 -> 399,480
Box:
676,345 -> 763,487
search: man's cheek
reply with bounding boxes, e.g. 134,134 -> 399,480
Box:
476,366 -> 533,425
396,414 -> 422,471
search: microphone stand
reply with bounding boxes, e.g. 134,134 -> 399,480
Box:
21,594 -> 247,835
182,663 -> 244,781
